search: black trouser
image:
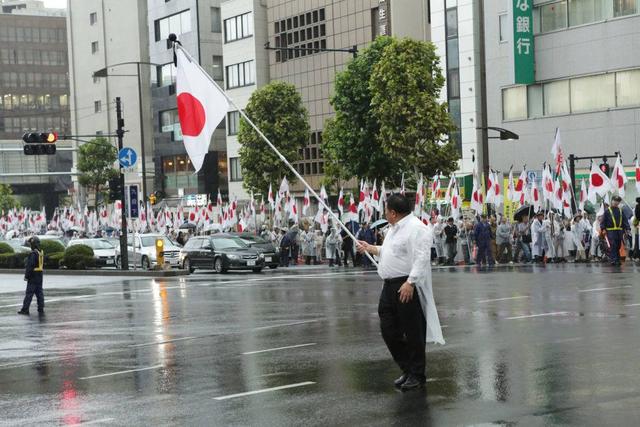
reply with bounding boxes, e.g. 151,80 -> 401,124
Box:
378,276 -> 426,380
22,276 -> 44,312
343,243 -> 355,267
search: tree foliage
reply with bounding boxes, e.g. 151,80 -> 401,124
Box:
238,81 -> 309,196
322,36 -> 459,187
0,184 -> 20,212
77,138 -> 119,208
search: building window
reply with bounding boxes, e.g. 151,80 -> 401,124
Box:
498,13 -> 508,42
225,60 -> 254,89
229,157 -> 242,181
569,0 -> 609,26
156,63 -> 176,87
616,69 -> 640,107
502,86 -> 527,120
614,0 -> 637,16
94,100 -> 102,113
445,6 -> 461,152
160,109 -> 182,141
540,1 -> 568,32
543,80 -> 570,115
211,7 -> 221,33
90,12 -> 97,25
527,85 -> 544,118
570,73 -> 615,113
154,9 -> 192,42
91,41 -> 99,54
446,8 -> 458,38
211,56 -> 223,81
224,12 -> 253,43
227,111 -> 240,135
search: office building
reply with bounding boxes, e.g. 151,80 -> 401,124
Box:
67,0 -> 151,205
0,1 -> 71,210
148,0 -> 226,200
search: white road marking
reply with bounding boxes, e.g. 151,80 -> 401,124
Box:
214,381 -> 315,400
625,303 -> 640,307
79,364 -> 163,380
553,337 -> 583,344
252,319 -> 322,331
80,418 -> 115,425
242,343 -> 316,355
129,336 -> 197,348
579,286 -> 632,293
506,312 -> 569,320
478,296 -> 530,304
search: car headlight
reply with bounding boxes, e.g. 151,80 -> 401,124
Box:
258,253 -> 265,259
228,254 -> 239,260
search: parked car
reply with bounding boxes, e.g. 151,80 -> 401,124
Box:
115,234 -> 182,270
4,239 -> 31,253
180,234 -> 265,274
232,233 -> 279,269
22,235 -> 66,248
67,238 -> 117,267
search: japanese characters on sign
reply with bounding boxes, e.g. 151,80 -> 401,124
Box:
513,0 -> 535,84
378,0 -> 391,36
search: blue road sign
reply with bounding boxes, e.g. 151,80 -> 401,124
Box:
130,185 -> 139,218
119,147 -> 138,169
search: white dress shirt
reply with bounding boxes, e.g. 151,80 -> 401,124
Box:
377,214 -> 432,283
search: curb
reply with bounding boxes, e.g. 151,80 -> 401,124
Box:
0,269 -> 189,277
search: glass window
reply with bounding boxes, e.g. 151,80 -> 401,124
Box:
211,56 -> 223,81
447,69 -> 460,98
527,85 -> 544,118
224,12 -> 253,43
614,0 -> 637,16
155,10 -> 191,42
499,13 -> 509,42
229,157 -> 242,181
616,69 -> 640,107
94,100 -> 101,113
91,41 -> 99,54
541,2 -> 568,32
157,63 -> 176,87
211,7 -> 221,32
543,80 -> 570,115
570,73 -> 615,112
502,86 -> 527,120
446,8 -> 458,38
227,111 -> 240,135
90,12 -> 97,25
447,39 -> 459,68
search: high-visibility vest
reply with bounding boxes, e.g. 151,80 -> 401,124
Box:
33,250 -> 44,272
607,207 -> 623,231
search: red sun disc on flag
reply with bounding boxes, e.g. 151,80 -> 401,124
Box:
617,173 -> 624,188
591,174 -> 603,187
177,93 -> 206,137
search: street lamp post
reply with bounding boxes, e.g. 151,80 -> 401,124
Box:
93,61 -> 162,205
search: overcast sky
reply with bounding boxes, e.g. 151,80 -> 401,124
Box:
43,0 -> 66,8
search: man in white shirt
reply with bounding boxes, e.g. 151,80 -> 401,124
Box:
357,194 -> 444,391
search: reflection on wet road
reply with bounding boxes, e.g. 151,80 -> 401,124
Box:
1,264 -> 640,425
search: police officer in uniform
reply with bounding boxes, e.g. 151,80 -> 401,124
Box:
601,196 -> 630,266
18,236 -> 45,315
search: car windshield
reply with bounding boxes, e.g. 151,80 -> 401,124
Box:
212,237 -> 248,250
241,235 -> 267,244
73,239 -> 114,250
140,236 -> 176,247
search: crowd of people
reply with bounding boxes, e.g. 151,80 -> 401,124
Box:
259,196 -> 640,268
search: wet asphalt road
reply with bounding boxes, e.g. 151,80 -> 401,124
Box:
2,263 -> 640,426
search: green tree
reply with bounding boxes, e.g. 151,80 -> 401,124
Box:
322,36 -> 404,188
0,184 -> 20,212
370,38 -> 459,178
77,138 -> 119,208
238,81 -> 309,196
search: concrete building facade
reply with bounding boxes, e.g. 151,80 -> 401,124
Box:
67,0 -> 152,204
432,0 -> 640,190
221,0 -> 269,201
0,2 -> 71,210
147,0 -> 227,200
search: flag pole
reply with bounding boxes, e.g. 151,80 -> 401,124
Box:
169,40 -> 378,266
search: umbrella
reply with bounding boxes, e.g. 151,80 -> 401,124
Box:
179,222 -> 197,230
45,230 -> 59,236
513,205 -> 534,222
203,223 -> 222,232
370,219 -> 388,229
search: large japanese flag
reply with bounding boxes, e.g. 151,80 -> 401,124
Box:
175,46 -> 229,172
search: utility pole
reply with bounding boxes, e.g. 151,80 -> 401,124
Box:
116,97 -> 129,270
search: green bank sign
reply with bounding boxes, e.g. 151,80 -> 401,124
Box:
513,0 -> 535,84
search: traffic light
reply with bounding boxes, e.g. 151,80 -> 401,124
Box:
599,161 -> 610,177
108,177 -> 123,201
149,193 -> 157,205
22,132 -> 57,155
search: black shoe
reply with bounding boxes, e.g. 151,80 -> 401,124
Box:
400,375 -> 425,391
17,310 -> 29,315
37,310 -> 45,315
394,373 -> 409,388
